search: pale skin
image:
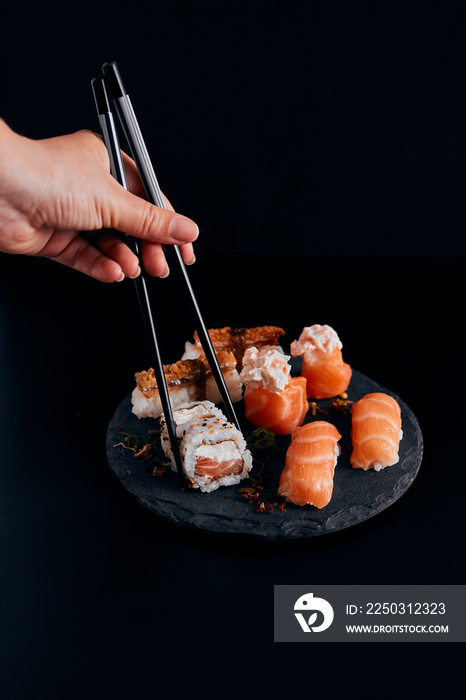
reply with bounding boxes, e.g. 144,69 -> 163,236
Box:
0,119 -> 198,282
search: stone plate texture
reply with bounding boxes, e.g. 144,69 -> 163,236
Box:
106,368 -> 423,539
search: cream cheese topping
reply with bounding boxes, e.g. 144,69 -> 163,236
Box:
239,346 -> 291,393
181,341 -> 202,360
290,324 -> 343,360
195,440 -> 240,462
172,402 -> 217,427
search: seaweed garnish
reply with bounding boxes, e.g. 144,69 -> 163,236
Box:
114,425 -> 170,476
114,427 -> 140,450
239,427 -> 287,514
245,427 -> 282,481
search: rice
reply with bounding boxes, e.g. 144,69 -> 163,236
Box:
160,400 -> 253,492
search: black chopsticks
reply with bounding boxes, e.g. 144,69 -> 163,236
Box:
91,76 -> 187,489
91,62 -> 239,487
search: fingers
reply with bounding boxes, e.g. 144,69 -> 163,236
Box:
120,151 -> 146,199
138,241 -> 168,277
157,196 -> 194,263
162,193 -> 175,212
107,152 -> 197,275
46,223 -> 195,283
95,232 -> 141,279
138,239 -> 196,277
105,184 -> 198,245
120,152 -> 176,212
97,232 -> 194,279
180,242 -> 196,266
50,234 -> 126,283
45,225 -> 195,284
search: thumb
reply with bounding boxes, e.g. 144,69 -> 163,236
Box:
104,184 -> 199,245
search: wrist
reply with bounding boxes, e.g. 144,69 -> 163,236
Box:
0,119 -> 38,193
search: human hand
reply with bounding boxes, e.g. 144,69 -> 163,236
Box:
0,121 -> 198,282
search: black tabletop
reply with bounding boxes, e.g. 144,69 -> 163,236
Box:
1,252 -> 464,693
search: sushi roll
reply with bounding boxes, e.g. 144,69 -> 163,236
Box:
290,324 -> 352,399
239,346 -> 308,435
350,392 -> 403,471
131,351 -> 243,419
160,400 -> 253,492
277,421 -> 342,508
182,325 -> 285,370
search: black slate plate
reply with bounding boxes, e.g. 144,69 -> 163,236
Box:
106,367 -> 423,539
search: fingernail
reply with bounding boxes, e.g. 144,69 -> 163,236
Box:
129,266 -> 141,279
116,271 -> 125,282
159,265 -> 170,279
186,254 -> 196,266
168,217 -> 199,243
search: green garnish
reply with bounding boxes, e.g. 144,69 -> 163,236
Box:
114,425 -> 163,468
240,427 -> 286,513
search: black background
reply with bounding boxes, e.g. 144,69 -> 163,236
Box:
1,1 -> 465,697
2,0 -> 466,257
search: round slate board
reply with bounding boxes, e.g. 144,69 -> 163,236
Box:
106,367 -> 423,539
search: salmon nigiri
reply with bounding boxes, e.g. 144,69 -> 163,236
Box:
239,347 -> 308,436
350,392 -> 403,471
290,324 -> 352,399
277,421 -> 342,508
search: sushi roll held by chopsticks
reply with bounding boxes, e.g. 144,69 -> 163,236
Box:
160,401 -> 253,492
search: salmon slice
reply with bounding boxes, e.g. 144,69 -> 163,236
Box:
301,347 -> 352,399
350,392 -> 402,470
194,457 -> 243,478
290,325 -> 352,399
243,376 -> 309,436
277,421 -> 342,508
